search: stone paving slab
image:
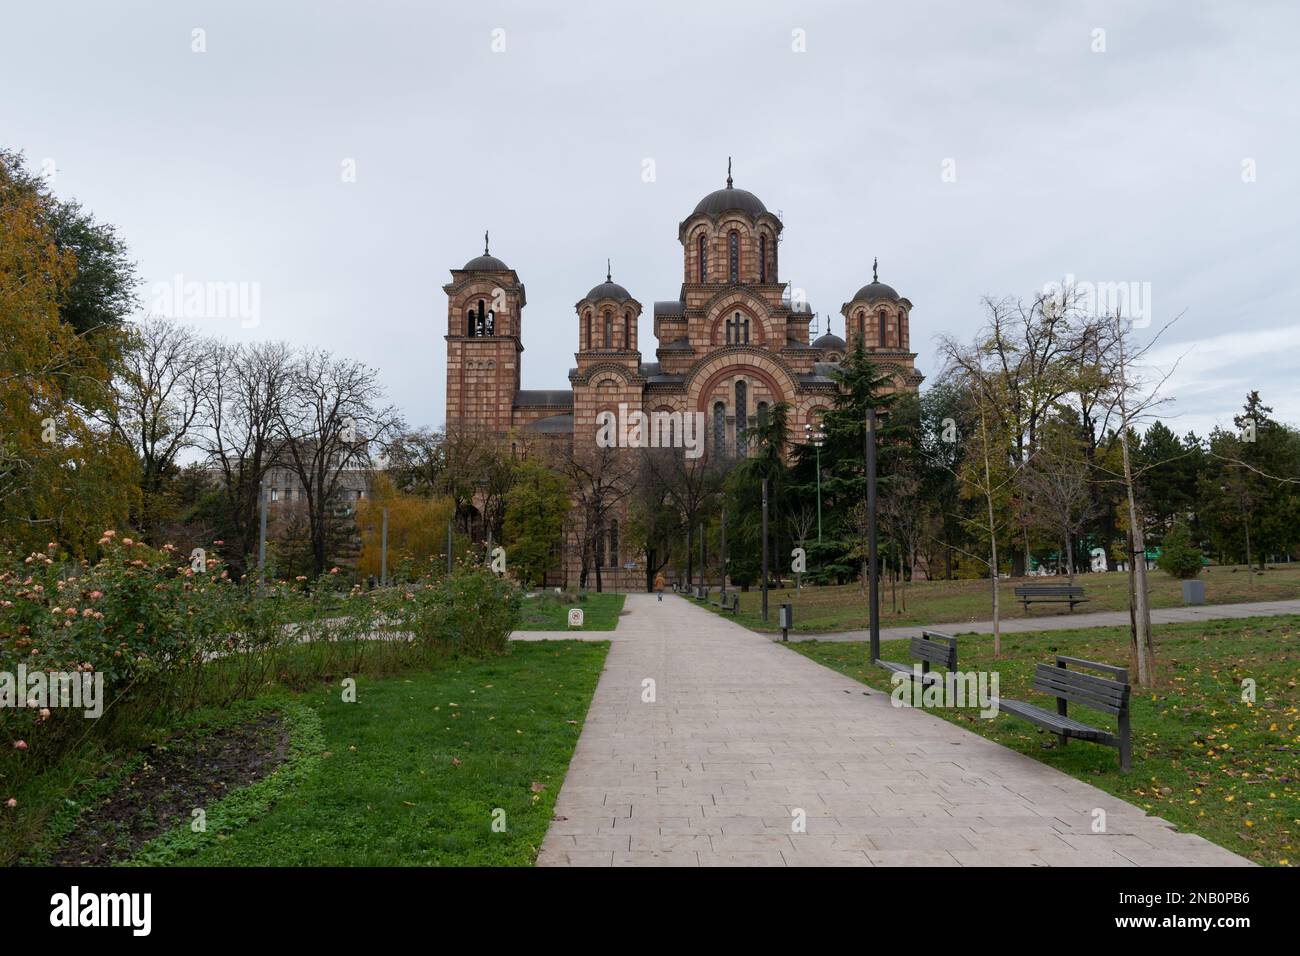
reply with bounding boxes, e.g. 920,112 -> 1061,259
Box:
537,593 -> 1253,867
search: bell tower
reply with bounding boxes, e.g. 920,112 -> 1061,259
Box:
443,232 -> 525,429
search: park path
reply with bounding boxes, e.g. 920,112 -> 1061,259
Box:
536,593 -> 1251,867
805,597 -> 1300,644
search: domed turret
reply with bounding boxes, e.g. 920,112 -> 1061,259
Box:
462,231 -> 510,272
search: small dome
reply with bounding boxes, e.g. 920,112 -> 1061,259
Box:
463,253 -> 510,272
585,280 -> 632,303
813,332 -> 846,351
852,280 -> 900,303
693,185 -> 767,218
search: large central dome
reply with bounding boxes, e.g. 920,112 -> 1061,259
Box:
692,160 -> 768,218
693,183 -> 768,218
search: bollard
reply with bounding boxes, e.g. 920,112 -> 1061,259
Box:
779,602 -> 792,642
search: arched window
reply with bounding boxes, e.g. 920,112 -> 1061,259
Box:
485,309 -> 495,336
728,231 -> 739,282
735,380 -> 748,444
595,521 -> 605,568
623,312 -> 631,350
759,235 -> 767,283
698,233 -> 707,282
879,309 -> 888,348
608,520 -> 619,567
713,402 -> 726,458
476,300 -> 487,336
604,310 -> 612,349
757,401 -> 769,431
585,311 -> 592,350
857,310 -> 865,344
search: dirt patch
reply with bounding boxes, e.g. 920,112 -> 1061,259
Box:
47,713 -> 289,866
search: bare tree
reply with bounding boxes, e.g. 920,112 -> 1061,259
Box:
937,291 -> 1095,574
562,443 -> 636,592
1022,417 -> 1097,583
274,348 -> 403,575
787,503 -> 816,590
196,340 -> 294,575
107,317 -> 208,531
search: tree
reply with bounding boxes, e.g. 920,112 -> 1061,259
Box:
640,443 -> 723,589
274,349 -> 403,575
1199,393 -> 1300,569
0,150 -> 135,555
107,317 -> 208,537
1022,414 -> 1096,582
1156,520 -> 1203,579
503,459 -> 570,587
562,443 -> 636,592
938,291 -> 1095,574
355,473 -> 454,582
196,340 -> 294,576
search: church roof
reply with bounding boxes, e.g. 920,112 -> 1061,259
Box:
585,280 -> 633,303
462,254 -> 509,272
514,389 -> 573,407
693,185 -> 767,218
654,300 -> 685,317
689,160 -> 769,219
523,413 -> 573,434
851,280 -> 900,303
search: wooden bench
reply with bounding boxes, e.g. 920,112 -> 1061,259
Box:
876,631 -> 958,686
997,656 -> 1132,772
1014,583 -> 1088,613
710,592 -> 739,615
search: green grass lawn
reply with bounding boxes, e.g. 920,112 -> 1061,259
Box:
786,615 -> 1299,866
706,563 -> 1300,634
515,591 -> 626,631
145,641 -> 607,866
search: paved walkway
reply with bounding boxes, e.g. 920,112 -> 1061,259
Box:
537,593 -> 1252,867
806,598 -> 1300,644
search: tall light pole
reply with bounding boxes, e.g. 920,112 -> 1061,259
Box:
257,474 -> 269,595
804,421 -> 826,543
761,477 -> 770,623
865,408 -> 880,663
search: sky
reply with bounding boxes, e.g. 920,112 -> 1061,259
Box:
4,0 -> 1297,439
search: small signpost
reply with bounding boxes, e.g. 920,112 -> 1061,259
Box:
779,602 -> 793,642
567,608 -> 584,628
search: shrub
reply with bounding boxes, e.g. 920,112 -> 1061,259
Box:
1157,521 -> 1204,580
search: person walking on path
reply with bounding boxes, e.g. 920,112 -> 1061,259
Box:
654,571 -> 666,601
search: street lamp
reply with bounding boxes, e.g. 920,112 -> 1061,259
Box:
804,421 -> 826,543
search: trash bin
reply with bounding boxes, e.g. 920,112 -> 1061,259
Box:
1182,579 -> 1205,605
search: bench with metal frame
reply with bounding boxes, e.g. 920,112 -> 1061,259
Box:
710,592 -> 739,615
1014,583 -> 1088,613
997,656 -> 1132,772
876,630 -> 958,686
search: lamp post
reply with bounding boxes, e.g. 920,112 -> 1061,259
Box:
865,408 -> 880,663
804,422 -> 826,543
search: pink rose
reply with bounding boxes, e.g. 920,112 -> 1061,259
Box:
13,741 -> 27,750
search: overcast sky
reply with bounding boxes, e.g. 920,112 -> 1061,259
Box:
4,0 -> 1297,438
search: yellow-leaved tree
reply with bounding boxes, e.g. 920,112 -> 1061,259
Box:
0,151 -> 136,556
355,473 -> 455,581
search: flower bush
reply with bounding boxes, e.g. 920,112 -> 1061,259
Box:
1,534 -> 522,827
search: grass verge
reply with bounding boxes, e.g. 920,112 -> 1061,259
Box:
705,564 -> 1300,634
786,614 -> 1299,867
157,640 -> 608,865
516,592 -> 626,631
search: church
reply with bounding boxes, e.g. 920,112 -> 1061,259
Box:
444,167 -> 923,590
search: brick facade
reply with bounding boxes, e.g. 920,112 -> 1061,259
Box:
444,176 -> 923,591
